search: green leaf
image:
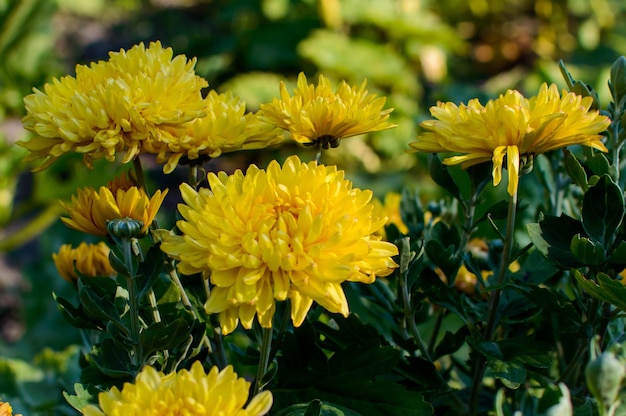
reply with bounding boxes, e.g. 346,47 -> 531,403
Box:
586,151 -> 614,179
140,317 -> 192,355
428,154 -> 461,201
88,338 -> 138,379
573,270 -> 626,312
78,277 -> 128,333
609,241 -> 626,265
486,357 -> 526,389
527,214 -> 584,268
136,243 -> 165,299
274,400 -> 363,416
563,149 -> 589,191
54,293 -> 104,330
434,326 -> 470,358
274,319 -> 433,416
63,383 -> 98,413
582,174 -> 624,246
609,56 -> 626,105
570,234 -> 606,265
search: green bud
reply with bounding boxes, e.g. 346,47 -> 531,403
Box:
585,350 -> 625,408
610,56 -> 626,106
107,218 -> 144,239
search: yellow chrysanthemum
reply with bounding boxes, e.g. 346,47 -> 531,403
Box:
19,41 -> 207,171
372,191 -> 409,236
260,72 -> 396,148
0,400 -> 22,416
144,90 -> 284,173
409,83 -> 610,195
60,183 -> 167,237
53,242 -> 115,282
160,155 -> 399,334
81,361 -> 272,416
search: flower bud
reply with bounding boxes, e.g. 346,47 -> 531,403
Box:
107,218 -> 144,239
585,350 -> 625,408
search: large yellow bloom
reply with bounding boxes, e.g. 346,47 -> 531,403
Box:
19,41 -> 207,170
81,361 -> 272,416
409,83 -> 610,195
145,90 -> 284,173
160,155 -> 398,334
61,181 -> 167,237
53,242 -> 115,282
260,72 -> 396,148
0,400 -> 22,416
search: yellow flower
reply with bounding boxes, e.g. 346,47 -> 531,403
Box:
409,83 -> 610,195
0,400 -> 21,416
61,179 -> 167,237
19,41 -> 207,171
372,192 -> 409,236
81,361 -> 272,416
53,242 -> 115,283
260,72 -> 396,149
161,155 -> 399,334
145,90 -> 284,173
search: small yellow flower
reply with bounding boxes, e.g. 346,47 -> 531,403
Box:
161,155 -> 399,334
260,72 -> 396,149
409,83 -> 610,196
372,192 -> 409,236
145,90 -> 284,173
19,41 -> 207,171
0,400 -> 22,416
60,179 -> 167,237
53,242 -> 115,283
81,361 -> 272,416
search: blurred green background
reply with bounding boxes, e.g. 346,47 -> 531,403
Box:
1,0 -> 626,413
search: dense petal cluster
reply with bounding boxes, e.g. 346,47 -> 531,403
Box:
53,242 -> 115,282
0,400 -> 21,416
409,83 -> 610,195
160,155 -> 399,334
61,182 -> 167,237
81,362 -> 272,416
145,90 -> 285,173
260,72 -> 396,148
19,41 -> 207,171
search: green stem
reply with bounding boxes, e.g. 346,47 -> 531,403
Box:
468,186 -> 518,415
254,326 -> 274,396
121,237 -> 143,368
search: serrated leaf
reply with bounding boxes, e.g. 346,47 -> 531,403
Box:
89,339 -> 137,379
140,318 -> 192,355
63,383 -> 98,412
570,234 -> 606,265
573,270 -> 626,312
527,214 -> 584,268
78,277 -> 128,333
582,175 -> 624,246
54,293 -> 103,330
486,358 -> 526,389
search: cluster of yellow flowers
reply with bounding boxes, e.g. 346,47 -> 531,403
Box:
18,40 -> 612,415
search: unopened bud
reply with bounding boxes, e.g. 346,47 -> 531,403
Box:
585,350 -> 625,408
107,218 -> 144,239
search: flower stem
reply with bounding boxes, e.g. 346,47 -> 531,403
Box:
254,326 -> 273,396
468,186 -> 518,415
121,236 -> 143,369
